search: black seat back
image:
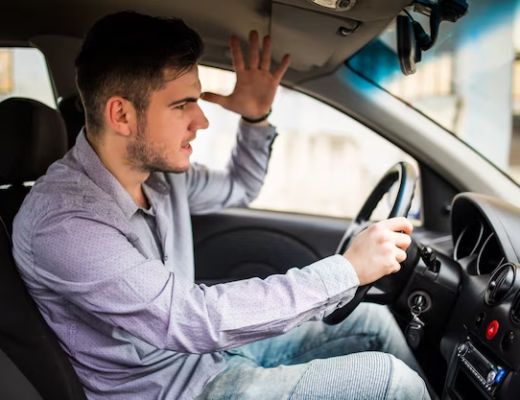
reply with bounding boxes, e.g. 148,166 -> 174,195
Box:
0,217 -> 87,400
0,185 -> 31,235
0,98 -> 68,233
0,347 -> 43,400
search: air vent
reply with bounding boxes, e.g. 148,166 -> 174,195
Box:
485,263 -> 515,305
511,293 -> 520,324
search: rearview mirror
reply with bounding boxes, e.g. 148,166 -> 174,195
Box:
396,15 -> 419,76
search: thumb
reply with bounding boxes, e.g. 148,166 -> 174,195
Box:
201,92 -> 227,106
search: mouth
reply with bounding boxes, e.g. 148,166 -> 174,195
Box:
182,136 -> 196,151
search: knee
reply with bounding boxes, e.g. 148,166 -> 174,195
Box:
351,303 -> 398,335
363,303 -> 395,325
387,356 -> 431,400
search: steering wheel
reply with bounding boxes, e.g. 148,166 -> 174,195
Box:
323,162 -> 420,325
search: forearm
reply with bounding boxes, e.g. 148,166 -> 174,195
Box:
167,254 -> 359,353
187,122 -> 277,213
225,121 -> 276,203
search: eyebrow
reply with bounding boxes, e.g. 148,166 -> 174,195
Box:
167,97 -> 199,107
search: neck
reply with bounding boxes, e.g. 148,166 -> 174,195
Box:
87,132 -> 150,209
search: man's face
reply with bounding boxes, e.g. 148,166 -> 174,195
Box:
127,66 -> 209,173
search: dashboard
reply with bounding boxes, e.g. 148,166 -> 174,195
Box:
402,193 -> 520,400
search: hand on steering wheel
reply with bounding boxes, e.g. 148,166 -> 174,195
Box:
324,162 -> 419,325
345,218 -> 413,285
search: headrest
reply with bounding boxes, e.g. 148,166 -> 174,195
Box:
0,98 -> 68,185
57,95 -> 86,149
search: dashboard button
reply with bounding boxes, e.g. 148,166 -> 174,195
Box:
487,370 -> 497,384
486,320 -> 499,340
496,368 -> 506,384
457,343 -> 468,356
475,312 -> 486,328
502,331 -> 515,351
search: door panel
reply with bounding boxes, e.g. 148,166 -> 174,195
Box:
192,208 -> 349,284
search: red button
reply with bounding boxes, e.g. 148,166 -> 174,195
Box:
486,320 -> 499,340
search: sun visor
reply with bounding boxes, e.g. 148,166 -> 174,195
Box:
271,3 -> 362,71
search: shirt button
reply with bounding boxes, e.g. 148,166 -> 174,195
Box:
164,254 -> 168,262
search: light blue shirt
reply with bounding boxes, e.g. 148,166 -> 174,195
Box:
12,123 -> 359,400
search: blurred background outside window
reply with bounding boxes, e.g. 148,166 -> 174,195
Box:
349,0 -> 520,185
0,48 -> 55,108
196,67 -> 421,221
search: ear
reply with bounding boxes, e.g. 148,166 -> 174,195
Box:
104,96 -> 137,137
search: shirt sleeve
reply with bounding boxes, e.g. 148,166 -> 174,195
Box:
186,121 -> 277,214
31,213 -> 359,355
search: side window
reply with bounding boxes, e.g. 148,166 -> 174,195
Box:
195,66 -> 421,222
0,48 -> 56,108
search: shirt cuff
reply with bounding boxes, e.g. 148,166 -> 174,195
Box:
313,254 -> 360,309
237,120 -> 278,149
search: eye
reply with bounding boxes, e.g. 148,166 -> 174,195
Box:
176,103 -> 187,110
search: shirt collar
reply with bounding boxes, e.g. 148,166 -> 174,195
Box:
74,128 -> 169,220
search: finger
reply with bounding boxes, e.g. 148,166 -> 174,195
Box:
380,217 -> 413,235
260,35 -> 272,71
395,248 -> 408,264
390,259 -> 403,274
248,30 -> 260,69
201,92 -> 226,106
230,36 -> 245,72
389,231 -> 412,250
273,54 -> 291,81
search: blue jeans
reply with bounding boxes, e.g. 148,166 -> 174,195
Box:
196,303 -> 432,400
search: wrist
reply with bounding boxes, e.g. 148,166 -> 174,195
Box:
343,254 -> 364,285
240,118 -> 269,127
241,108 -> 272,124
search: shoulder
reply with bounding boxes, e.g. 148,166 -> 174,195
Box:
15,159 -> 124,236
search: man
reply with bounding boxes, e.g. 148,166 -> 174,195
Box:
13,11 -> 431,400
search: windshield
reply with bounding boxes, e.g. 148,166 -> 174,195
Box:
348,0 -> 520,184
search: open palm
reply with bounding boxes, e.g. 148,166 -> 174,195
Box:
202,31 -> 291,120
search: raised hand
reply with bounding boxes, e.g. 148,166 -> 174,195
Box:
201,31 -> 291,120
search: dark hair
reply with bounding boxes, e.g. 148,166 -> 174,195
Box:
75,11 -> 203,138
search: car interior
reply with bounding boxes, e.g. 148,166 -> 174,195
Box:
1,0 -> 520,399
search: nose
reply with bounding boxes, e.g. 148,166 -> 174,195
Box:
190,103 -> 209,131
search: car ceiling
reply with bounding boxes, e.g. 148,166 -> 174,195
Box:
0,0 -> 409,86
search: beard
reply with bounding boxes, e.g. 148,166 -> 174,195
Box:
126,117 -> 188,174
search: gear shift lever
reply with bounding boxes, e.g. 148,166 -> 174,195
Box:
420,246 -> 440,273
